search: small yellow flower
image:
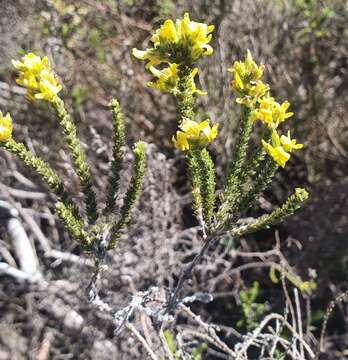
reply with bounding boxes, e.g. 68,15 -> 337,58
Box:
262,139 -> 290,168
0,111 -> 13,142
280,131 -> 303,152
12,52 -> 62,102
147,65 -> 206,95
176,13 -> 214,59
132,13 -> 214,67
147,63 -> 179,93
252,96 -> 294,129
151,19 -> 178,44
261,130 -> 302,168
172,119 -> 218,151
228,50 -> 268,106
236,81 -> 269,107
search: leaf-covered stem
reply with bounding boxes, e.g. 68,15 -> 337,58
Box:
186,152 -> 203,217
55,202 -> 91,249
104,99 -> 125,214
52,97 -> 97,224
190,149 -> 216,227
244,129 -> 271,179
2,138 -> 79,218
108,141 -> 146,249
236,158 -> 278,217
216,107 -> 253,226
228,188 -> 309,237
176,65 -> 195,120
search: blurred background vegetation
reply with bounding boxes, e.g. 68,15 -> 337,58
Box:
0,0 -> 347,358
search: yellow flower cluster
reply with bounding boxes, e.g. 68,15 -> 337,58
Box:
133,13 -> 214,68
262,131 -> 303,168
172,119 -> 218,151
229,50 -> 303,167
12,53 -> 62,102
133,13 -> 213,97
228,50 -> 269,106
147,65 -> 206,95
251,96 -> 294,130
0,111 -> 13,142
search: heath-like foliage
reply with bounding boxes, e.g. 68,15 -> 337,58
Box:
134,13 -> 306,237
133,13 -> 309,313
0,53 -> 146,253
0,15 -> 310,334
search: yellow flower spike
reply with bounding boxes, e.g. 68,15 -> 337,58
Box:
262,130 -> 303,168
132,13 -> 214,67
0,111 -> 13,142
172,119 -> 218,151
229,50 -> 267,106
12,52 -> 62,102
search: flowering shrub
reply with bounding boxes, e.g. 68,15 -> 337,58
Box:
0,11 -> 312,359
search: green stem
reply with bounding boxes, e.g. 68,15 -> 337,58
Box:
186,152 -> 203,218
193,148 -> 216,226
228,188 -> 309,237
2,138 -> 79,218
104,99 -> 125,214
176,65 -> 195,121
52,97 -> 97,224
56,202 -> 91,249
108,141 -> 146,249
216,107 -> 253,226
237,158 -> 278,216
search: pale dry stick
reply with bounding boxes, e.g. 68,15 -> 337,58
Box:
319,290 -> 348,353
180,304 -> 236,357
126,323 -> 159,360
175,332 -> 189,360
279,271 -> 300,358
0,200 -> 41,276
0,242 -> 17,267
305,297 -> 312,338
281,262 -> 297,335
36,331 -> 54,360
235,313 -> 315,359
294,288 -> 305,360
182,329 -> 231,359
10,200 -> 94,267
4,186 -> 47,200
214,323 -> 243,340
6,170 -> 38,189
17,204 -> 51,252
269,272 -> 290,357
0,262 -> 42,283
269,317 -> 284,357
231,248 -> 279,260
140,313 -> 155,350
47,249 -> 94,267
